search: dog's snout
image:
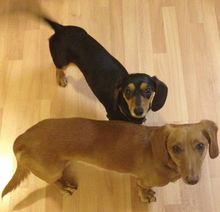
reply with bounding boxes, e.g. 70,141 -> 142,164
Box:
186,175 -> 199,185
134,107 -> 144,116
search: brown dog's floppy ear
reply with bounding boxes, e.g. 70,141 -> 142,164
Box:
150,124 -> 171,165
201,120 -> 219,159
151,76 -> 168,111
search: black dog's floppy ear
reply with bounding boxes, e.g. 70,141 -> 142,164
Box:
114,77 -> 123,111
151,76 -> 168,111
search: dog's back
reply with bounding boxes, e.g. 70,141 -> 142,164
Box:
14,118 -> 149,167
42,17 -> 129,112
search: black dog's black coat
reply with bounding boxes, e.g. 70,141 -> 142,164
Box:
44,17 -> 168,124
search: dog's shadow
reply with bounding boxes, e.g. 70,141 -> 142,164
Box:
12,186 -> 66,211
65,65 -> 97,101
11,163 -> 151,212
12,187 -> 50,211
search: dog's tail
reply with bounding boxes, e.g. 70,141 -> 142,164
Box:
1,162 -> 30,199
1,0 -> 64,32
41,17 -> 64,33
28,9 -> 64,32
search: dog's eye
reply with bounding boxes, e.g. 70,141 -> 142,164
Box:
172,146 -> 181,154
124,88 -> 133,98
143,88 -> 152,97
125,89 -> 130,95
144,88 -> 151,94
196,143 -> 205,151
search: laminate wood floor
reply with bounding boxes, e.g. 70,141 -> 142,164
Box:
0,0 -> 220,211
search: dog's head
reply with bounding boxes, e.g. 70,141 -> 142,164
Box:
152,120 -> 219,185
114,74 -> 168,121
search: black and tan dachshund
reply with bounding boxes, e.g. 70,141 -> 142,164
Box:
4,1 -> 168,124
42,16 -> 168,124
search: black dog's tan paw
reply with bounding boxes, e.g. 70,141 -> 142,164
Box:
56,68 -> 68,87
138,188 -> 156,203
57,76 -> 68,87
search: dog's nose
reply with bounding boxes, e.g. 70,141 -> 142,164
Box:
186,175 -> 199,185
134,107 -> 144,116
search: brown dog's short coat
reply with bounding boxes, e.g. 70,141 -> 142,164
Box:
1,118 -> 219,202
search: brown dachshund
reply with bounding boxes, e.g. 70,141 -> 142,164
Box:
1,118 -> 219,202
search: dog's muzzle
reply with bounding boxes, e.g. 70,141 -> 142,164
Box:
185,175 -> 199,185
134,107 -> 144,116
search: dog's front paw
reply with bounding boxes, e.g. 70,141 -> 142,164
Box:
138,188 -> 156,203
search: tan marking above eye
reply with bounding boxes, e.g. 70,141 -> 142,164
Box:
140,82 -> 148,91
127,83 -> 135,93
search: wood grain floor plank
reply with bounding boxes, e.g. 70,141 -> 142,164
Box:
0,0 -> 219,211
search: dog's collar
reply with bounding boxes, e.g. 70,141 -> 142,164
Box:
129,116 -> 146,124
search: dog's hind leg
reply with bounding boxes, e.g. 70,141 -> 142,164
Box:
56,67 -> 68,87
49,34 -> 69,87
52,179 -> 77,196
24,161 -> 77,195
30,166 -> 77,196
31,168 -> 78,196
